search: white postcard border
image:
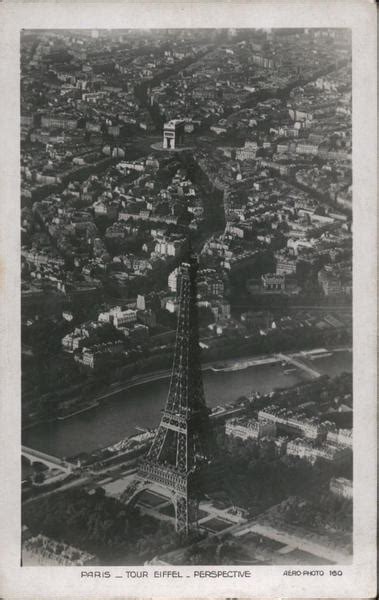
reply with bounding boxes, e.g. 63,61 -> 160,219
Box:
0,1 -> 376,598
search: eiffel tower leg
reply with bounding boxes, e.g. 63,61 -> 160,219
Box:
148,426 -> 167,462
176,431 -> 188,471
175,494 -> 189,534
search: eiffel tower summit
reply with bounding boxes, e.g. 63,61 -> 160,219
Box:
122,252 -> 214,534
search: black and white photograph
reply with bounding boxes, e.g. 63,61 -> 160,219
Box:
0,1 -> 377,598
19,26 -> 355,568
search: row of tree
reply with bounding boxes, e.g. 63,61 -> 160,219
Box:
23,488 -> 180,564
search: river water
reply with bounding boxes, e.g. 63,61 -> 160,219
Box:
22,350 -> 352,458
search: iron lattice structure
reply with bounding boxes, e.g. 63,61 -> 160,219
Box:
123,255 -> 213,534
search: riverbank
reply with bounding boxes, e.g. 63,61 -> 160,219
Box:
23,348 -> 352,457
22,354 -> 280,430
66,345 -> 352,405
100,352 -> 287,398
56,401 -> 100,421
23,346 -> 352,434
23,351 -> 301,430
210,356 -> 280,373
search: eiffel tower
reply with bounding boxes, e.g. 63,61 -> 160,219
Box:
122,253 -> 213,534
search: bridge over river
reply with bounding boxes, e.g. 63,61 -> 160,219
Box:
22,446 -> 74,473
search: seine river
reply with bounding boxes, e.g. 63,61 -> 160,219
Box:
23,349 -> 352,458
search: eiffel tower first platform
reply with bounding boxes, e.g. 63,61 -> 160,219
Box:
121,254 -> 214,534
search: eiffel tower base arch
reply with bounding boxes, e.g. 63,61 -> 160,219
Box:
120,474 -> 194,535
